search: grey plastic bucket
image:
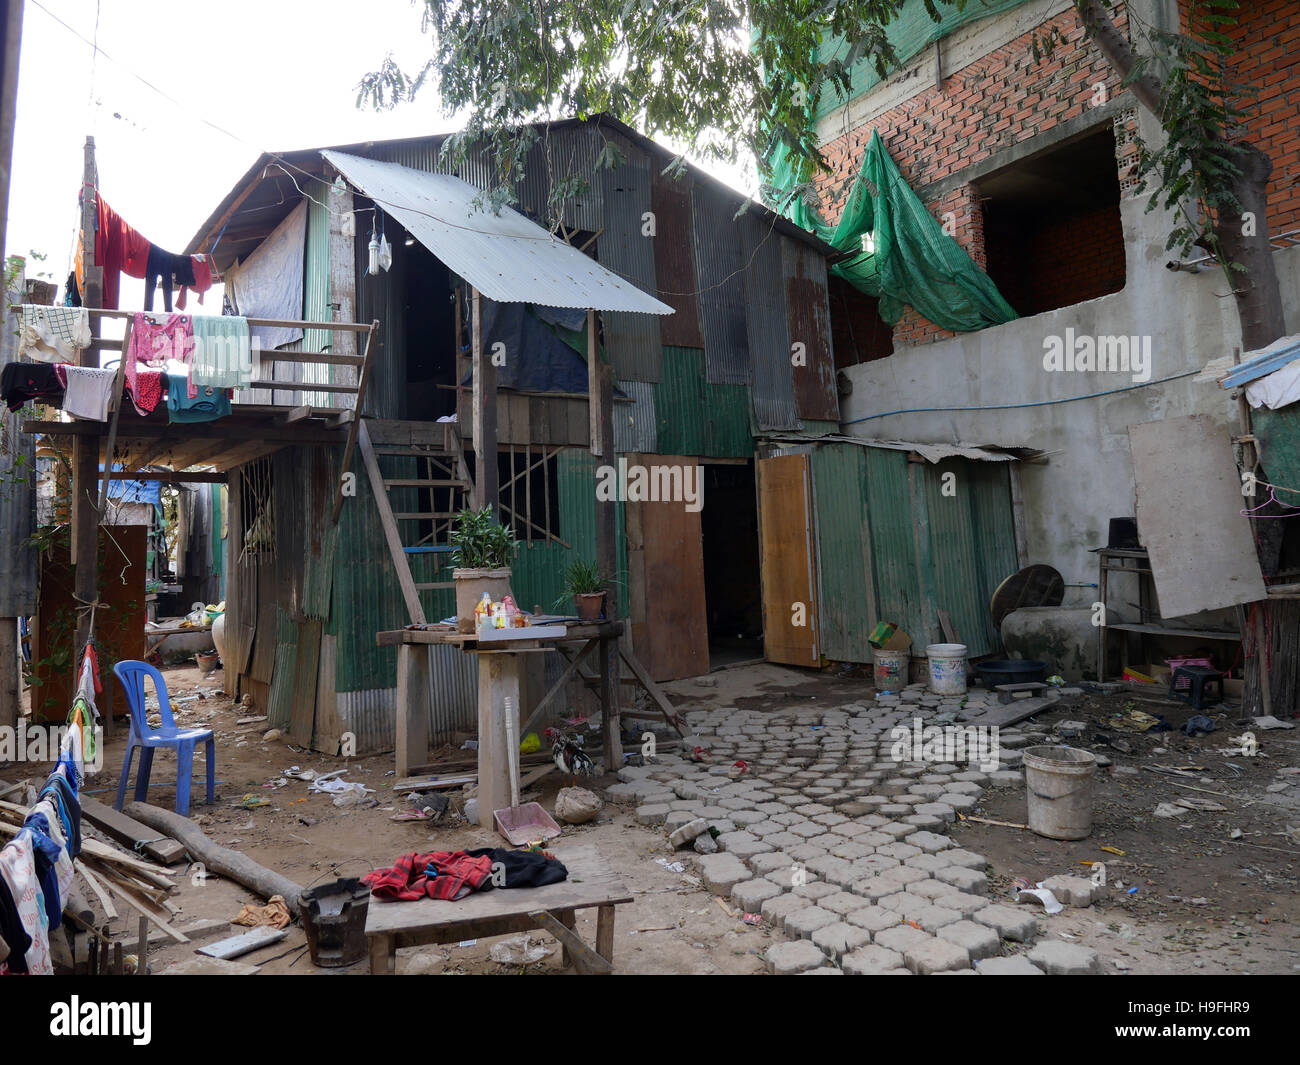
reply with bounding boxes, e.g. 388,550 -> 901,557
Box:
1023,745 -> 1097,841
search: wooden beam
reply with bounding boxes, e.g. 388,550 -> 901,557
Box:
358,419 -> 426,625
80,796 -> 187,866
207,440 -> 286,472
519,638 -> 598,737
330,321 -> 380,523
108,470 -> 228,484
472,288 -> 498,513
25,419 -> 343,445
529,910 -> 612,974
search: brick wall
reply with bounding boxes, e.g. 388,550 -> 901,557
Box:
1220,0 -> 1300,236
817,5 -> 1130,347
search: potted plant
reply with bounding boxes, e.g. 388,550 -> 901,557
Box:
558,558 -> 607,621
450,506 -> 518,633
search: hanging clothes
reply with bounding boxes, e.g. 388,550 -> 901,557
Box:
126,312 -> 194,406
16,305 -> 91,363
191,315 -> 252,389
0,867 -> 32,975
0,832 -> 52,975
2,362 -> 64,412
54,365 -> 116,421
176,255 -> 213,310
126,368 -> 165,417
90,193 -> 151,311
166,374 -> 230,423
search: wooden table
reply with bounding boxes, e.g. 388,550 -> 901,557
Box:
377,620 -> 625,829
363,844 -> 633,974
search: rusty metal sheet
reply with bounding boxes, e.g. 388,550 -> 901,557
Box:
783,238 -> 838,422
652,173 -> 704,348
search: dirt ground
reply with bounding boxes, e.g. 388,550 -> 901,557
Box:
13,660 -> 1300,975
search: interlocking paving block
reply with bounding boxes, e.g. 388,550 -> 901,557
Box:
938,919 -> 1002,961
972,904 -> 1039,942
1027,941 -> 1103,975
904,936 -> 972,975
766,939 -> 829,974
975,955 -> 1045,975
812,920 -> 873,960
785,905 -> 839,939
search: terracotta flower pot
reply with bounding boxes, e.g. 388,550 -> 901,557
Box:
574,591 -> 606,622
453,567 -> 514,633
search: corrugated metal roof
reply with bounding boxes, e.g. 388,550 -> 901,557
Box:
322,150 -> 673,314
742,215 -> 800,431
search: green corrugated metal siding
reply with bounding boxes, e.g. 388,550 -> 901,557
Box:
810,444 -> 876,661
799,419 -> 839,437
513,448 -> 628,615
809,445 -> 1019,662
210,483 -> 225,601
921,459 -> 1018,657
267,607 -> 299,729
655,346 -> 753,458
330,444 -> 410,692
861,447 -> 928,646
1253,407 -> 1300,489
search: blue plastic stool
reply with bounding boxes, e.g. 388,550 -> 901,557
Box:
113,660 -> 216,816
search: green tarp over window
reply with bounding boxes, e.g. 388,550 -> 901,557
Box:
769,128 -> 1018,333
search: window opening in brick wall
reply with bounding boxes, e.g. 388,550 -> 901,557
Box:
978,126 -> 1126,318
829,274 -> 895,368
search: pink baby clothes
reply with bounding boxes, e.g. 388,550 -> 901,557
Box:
127,313 -> 195,406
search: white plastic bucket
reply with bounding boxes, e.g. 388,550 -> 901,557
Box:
1023,745 -> 1097,840
926,643 -> 968,695
871,648 -> 909,691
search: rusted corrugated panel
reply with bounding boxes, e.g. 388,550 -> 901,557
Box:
336,688 -> 396,754
613,380 -> 658,454
691,183 -> 750,384
741,215 -> 799,431
516,125 -> 604,233
303,446 -> 339,621
651,172 -> 703,348
783,238 -> 839,422
599,153 -> 661,382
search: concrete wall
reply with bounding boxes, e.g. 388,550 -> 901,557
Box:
840,190 -> 1300,604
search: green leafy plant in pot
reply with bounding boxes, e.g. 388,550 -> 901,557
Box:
557,558 -> 607,621
450,507 -> 518,633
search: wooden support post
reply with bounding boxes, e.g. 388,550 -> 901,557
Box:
395,643 -> 430,780
72,138 -> 102,724
477,653 -> 521,830
472,288 -> 498,514
599,633 -> 622,773
0,619 -> 18,733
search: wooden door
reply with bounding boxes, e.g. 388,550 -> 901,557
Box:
757,453 -> 819,666
626,454 -> 709,681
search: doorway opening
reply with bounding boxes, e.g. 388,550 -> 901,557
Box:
700,460 -> 763,668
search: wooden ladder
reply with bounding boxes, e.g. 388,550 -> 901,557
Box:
357,420 -> 474,626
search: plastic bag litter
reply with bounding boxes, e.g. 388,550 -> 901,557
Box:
489,934 -> 555,966
1014,884 -> 1064,914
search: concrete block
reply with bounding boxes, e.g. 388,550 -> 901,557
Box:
972,904 -> 1039,942
904,936 -> 971,975
842,944 -> 906,975
765,939 -> 828,975
938,920 -> 1001,961
812,921 -> 873,960
1027,941 -> 1102,975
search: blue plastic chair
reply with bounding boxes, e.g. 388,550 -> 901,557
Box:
113,660 -> 215,816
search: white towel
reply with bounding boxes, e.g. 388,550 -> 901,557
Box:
17,305 -> 91,362
60,366 -> 116,421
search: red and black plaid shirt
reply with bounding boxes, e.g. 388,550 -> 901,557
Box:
363,850 -> 495,901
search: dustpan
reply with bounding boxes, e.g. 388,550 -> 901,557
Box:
494,698 -> 561,846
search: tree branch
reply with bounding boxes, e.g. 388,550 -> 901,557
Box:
1074,0 -> 1165,115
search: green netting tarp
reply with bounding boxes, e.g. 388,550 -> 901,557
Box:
813,0 -> 1035,124
769,129 -> 1017,332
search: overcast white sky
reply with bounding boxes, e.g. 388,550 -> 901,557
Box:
8,0 -> 755,301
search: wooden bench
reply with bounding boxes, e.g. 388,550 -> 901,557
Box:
363,845 -> 633,974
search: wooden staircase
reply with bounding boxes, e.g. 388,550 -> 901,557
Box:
357,419 -> 474,626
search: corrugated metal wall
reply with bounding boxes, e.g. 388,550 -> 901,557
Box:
691,184 -> 750,385
598,152 -> 662,382
783,239 -> 839,422
0,268 -> 36,615
810,444 -> 876,662
807,444 -> 1019,663
652,172 -> 705,348
655,346 -> 753,458
353,203 -> 408,420
741,215 -> 800,430
613,380 -> 658,455
922,460 -> 1019,657
301,182 -> 334,407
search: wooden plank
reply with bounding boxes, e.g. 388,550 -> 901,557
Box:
74,860 -> 119,920
358,419 -> 425,625
628,453 -> 708,681
80,796 -> 187,866
472,288 -> 498,511
530,910 -> 612,974
287,618 -> 322,748
330,321 -> 380,523
98,868 -> 189,944
757,453 -> 819,667
197,926 -> 287,960
618,645 -> 686,736
395,643 -> 431,780
96,313 -> 134,515
249,379 -> 360,393
1130,415 -> 1266,616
